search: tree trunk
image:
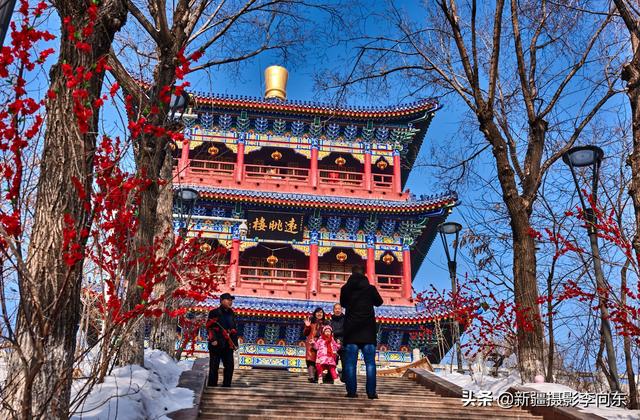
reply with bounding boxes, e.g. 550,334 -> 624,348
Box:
622,22 -> 640,384
1,2 -> 126,418
511,219 -> 545,381
118,57 -> 180,365
620,260 -> 638,407
622,33 -> 640,406
479,115 -> 545,382
150,147 -> 178,357
118,176 -> 161,366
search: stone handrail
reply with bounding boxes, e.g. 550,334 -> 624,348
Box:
168,358 -> 208,420
403,368 -> 607,420
377,356 -> 433,377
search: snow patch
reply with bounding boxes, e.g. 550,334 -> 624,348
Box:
524,383 -> 638,420
71,349 -> 194,420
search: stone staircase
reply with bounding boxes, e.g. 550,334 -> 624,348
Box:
198,368 -> 544,419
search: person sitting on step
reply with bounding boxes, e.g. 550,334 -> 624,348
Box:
313,325 -> 342,385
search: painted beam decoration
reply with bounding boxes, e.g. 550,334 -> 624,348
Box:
247,210 -> 305,241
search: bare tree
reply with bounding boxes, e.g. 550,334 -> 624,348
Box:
2,0 -> 127,418
106,0 -> 336,364
324,0 -> 618,381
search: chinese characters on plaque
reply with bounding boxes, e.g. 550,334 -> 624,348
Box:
247,211 -> 305,241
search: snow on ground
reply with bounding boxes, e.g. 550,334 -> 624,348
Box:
0,351 -> 7,385
524,383 -> 637,420
434,366 -> 638,419
71,349 -> 194,420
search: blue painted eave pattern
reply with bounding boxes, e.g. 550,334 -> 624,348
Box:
193,295 -> 451,321
183,185 -> 458,213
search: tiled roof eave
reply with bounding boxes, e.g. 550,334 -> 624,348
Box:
193,94 -> 440,121
183,186 -> 458,215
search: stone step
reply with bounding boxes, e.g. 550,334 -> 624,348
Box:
233,371 -> 406,379
213,415 -> 532,420
205,385 -> 437,395
203,390 -> 451,403
199,407 -> 540,420
200,399 -> 541,418
228,377 -> 418,387
228,377 -> 429,386
202,388 -> 442,401
204,380 -> 436,390
196,369 -> 543,420
228,374 -> 424,381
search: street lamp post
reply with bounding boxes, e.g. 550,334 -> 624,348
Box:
561,145 -> 620,392
0,0 -> 17,47
438,221 -> 463,373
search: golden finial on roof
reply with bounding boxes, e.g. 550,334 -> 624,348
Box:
264,66 -> 288,101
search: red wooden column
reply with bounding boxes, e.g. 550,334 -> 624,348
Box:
402,245 -> 412,299
235,137 -> 245,184
393,150 -> 402,194
229,235 -> 241,290
366,234 -> 376,284
364,144 -> 372,191
310,140 -> 319,188
178,140 -> 190,176
308,231 -> 319,296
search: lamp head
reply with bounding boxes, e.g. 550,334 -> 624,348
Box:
562,145 -> 604,168
175,187 -> 199,203
169,91 -> 190,114
438,222 -> 463,235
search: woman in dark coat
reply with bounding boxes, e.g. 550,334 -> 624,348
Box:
303,307 -> 328,382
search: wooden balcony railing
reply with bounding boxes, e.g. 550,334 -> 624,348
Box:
318,271 -> 350,289
377,274 -> 403,291
174,158 -> 402,197
245,164 -> 309,184
318,169 -> 363,187
187,159 -> 234,177
230,266 -> 406,299
373,173 -> 393,190
239,266 -> 308,288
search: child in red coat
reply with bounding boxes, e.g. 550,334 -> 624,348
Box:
314,325 -> 342,384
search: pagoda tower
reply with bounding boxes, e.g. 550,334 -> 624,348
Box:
173,66 -> 459,369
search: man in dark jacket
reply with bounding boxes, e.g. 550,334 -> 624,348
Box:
206,293 -> 239,387
340,265 -> 383,399
330,303 -> 346,378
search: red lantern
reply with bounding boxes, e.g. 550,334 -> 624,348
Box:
267,254 -> 278,266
